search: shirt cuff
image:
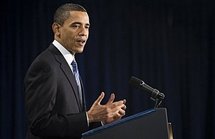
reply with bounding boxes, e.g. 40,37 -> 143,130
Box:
86,112 -> 89,126
86,112 -> 104,126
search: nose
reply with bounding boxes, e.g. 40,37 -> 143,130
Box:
79,27 -> 88,36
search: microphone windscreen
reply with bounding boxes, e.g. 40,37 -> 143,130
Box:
129,76 -> 144,89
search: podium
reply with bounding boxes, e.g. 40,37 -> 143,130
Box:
82,108 -> 171,139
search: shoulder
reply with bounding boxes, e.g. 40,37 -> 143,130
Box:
25,45 -> 61,77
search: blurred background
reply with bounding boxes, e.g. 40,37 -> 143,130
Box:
1,0 -> 215,138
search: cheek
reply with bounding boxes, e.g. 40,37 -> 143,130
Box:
62,32 -> 74,42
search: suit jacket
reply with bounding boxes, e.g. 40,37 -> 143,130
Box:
24,44 -> 99,139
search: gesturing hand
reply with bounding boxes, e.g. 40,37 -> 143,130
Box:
87,92 -> 126,124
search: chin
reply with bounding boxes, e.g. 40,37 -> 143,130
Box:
76,49 -> 84,54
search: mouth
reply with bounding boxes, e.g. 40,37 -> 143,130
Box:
76,39 -> 86,46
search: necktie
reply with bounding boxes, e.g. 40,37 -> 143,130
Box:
71,60 -> 83,105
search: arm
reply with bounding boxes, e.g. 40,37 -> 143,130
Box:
24,59 -> 88,138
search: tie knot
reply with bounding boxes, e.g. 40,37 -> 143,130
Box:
71,60 -> 78,74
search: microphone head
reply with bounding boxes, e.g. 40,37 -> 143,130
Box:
129,76 -> 144,89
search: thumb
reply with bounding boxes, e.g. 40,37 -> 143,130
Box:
93,92 -> 105,105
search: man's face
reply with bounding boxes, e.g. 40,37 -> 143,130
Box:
55,11 -> 90,54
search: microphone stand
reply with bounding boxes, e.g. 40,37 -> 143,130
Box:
152,97 -> 163,108
149,89 -> 165,108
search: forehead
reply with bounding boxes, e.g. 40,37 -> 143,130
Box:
64,11 -> 89,24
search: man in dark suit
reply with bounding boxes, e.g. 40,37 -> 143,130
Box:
24,3 -> 126,139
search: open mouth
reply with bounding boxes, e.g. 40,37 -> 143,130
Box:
77,38 -> 86,43
76,39 -> 86,46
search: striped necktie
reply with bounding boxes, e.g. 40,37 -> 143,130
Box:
71,60 -> 83,105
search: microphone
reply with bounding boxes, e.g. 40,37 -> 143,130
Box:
129,76 -> 165,100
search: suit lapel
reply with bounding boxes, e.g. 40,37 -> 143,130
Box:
48,45 -> 83,111
79,77 -> 86,111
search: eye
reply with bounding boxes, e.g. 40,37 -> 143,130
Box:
85,25 -> 90,29
71,24 -> 80,29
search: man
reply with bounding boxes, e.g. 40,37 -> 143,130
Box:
24,3 -> 126,139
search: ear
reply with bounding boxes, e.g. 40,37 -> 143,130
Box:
52,22 -> 61,38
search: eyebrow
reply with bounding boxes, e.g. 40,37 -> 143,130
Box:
71,22 -> 90,26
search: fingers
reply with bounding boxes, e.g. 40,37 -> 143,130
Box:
107,93 -> 115,104
121,104 -> 126,110
109,100 -> 126,120
121,99 -> 126,110
109,109 -> 126,123
89,92 -> 127,124
123,99 -> 126,104
112,100 -> 126,107
93,92 -> 105,105
118,109 -> 126,116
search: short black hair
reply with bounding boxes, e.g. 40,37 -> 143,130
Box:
53,3 -> 87,25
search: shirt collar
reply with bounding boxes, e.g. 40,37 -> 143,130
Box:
52,40 -> 75,66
